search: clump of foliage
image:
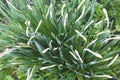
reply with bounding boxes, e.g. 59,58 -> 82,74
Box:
0,0 -> 120,80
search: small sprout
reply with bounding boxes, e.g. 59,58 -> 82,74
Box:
95,20 -> 102,26
103,36 -> 120,43
40,65 -> 56,70
35,20 -> 42,33
63,13 -> 68,28
75,50 -> 84,63
87,39 -> 97,48
62,4 -> 66,16
27,4 -> 32,10
27,66 -> 35,80
53,47 -> 58,50
6,0 -> 20,12
84,20 -> 94,31
0,48 -> 16,58
75,6 -> 86,23
70,51 -> 78,60
97,57 -> 113,63
46,4 -> 52,18
75,30 -> 87,42
84,48 -> 103,59
27,36 -> 35,46
25,20 -> 30,26
50,3 -> 53,18
42,48 -> 50,54
25,20 -> 31,37
107,54 -> 119,67
77,0 -> 85,10
94,74 -> 113,78
103,8 -> 109,28
97,30 -> 110,36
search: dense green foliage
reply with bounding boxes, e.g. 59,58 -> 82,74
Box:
0,0 -> 120,80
